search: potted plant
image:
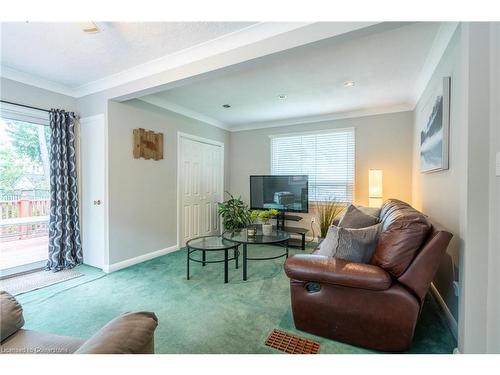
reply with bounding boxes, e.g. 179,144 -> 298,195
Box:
247,210 -> 260,238
217,192 -> 251,232
258,209 -> 279,236
315,198 -> 344,241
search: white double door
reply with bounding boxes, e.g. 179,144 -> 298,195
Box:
179,135 -> 223,246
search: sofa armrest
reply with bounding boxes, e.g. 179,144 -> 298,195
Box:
75,312 -> 158,354
284,254 -> 392,291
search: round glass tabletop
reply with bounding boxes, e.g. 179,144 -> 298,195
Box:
222,228 -> 290,244
186,236 -> 239,251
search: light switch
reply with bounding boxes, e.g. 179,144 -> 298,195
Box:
497,152 -> 500,176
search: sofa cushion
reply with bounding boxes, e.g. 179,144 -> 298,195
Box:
284,255 -> 392,291
371,199 -> 431,277
379,199 -> 415,229
75,312 -> 158,354
317,223 -> 382,263
0,290 -> 25,342
0,329 -> 84,354
339,204 -> 379,229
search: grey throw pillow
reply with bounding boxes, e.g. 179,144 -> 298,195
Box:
316,223 -> 382,263
0,290 -> 25,342
356,205 -> 381,218
339,204 -> 379,229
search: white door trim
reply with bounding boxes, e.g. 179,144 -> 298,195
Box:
177,132 -> 224,248
79,113 -> 109,270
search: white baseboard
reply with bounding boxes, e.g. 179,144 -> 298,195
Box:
103,245 -> 179,273
430,282 -> 458,340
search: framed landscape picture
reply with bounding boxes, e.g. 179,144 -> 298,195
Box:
420,76 -> 451,173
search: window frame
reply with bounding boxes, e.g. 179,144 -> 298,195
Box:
0,102 -> 51,277
269,127 -> 356,204
0,102 -> 49,126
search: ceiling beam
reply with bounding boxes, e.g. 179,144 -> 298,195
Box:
139,95 -> 228,130
0,22 -> 378,99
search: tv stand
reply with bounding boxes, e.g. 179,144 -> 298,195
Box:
276,212 -> 308,250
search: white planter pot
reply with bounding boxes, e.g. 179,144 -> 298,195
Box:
262,223 -> 273,236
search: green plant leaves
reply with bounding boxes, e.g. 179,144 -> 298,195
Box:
217,191 -> 251,231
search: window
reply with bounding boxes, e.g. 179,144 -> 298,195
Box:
270,128 -> 355,203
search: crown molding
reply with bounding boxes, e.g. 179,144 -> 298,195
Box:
0,66 -> 75,97
412,22 -> 460,108
141,95 -> 412,133
139,95 -> 228,130
228,103 -> 414,132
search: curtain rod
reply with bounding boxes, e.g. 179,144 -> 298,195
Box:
0,99 -> 50,113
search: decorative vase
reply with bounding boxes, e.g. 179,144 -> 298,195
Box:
247,225 -> 257,238
262,223 -> 273,236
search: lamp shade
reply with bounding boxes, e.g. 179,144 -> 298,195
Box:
368,169 -> 383,208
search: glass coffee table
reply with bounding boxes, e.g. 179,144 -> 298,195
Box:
186,236 -> 240,283
222,228 -> 290,281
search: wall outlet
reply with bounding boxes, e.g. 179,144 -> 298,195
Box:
311,217 -> 316,223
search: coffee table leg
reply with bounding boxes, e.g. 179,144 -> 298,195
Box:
202,250 -> 206,267
243,243 -> 247,281
224,249 -> 228,283
187,248 -> 190,280
235,247 -> 239,269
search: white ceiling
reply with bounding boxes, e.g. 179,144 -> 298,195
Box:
141,22 -> 451,131
0,22 -> 257,88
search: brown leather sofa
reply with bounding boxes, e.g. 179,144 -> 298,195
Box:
284,199 -> 452,352
0,290 -> 158,354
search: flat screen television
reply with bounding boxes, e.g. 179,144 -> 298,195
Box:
250,175 -> 308,213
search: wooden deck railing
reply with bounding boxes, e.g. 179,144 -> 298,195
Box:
0,193 -> 50,242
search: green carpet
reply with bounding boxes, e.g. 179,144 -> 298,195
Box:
15,245 -> 456,354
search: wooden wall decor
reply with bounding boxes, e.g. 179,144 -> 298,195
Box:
133,128 -> 164,160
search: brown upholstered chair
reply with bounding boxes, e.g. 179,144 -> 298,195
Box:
284,199 -> 452,352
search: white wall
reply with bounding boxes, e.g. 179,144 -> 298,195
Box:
0,77 -> 78,112
412,28 -> 463,327
106,100 -> 230,265
413,22 -> 500,353
487,22 -> 500,353
457,23 -> 497,354
229,111 -> 414,208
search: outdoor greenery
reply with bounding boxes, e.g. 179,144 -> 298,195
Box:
0,119 -> 50,192
217,192 -> 251,231
316,198 -> 345,238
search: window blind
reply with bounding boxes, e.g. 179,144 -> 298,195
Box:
270,129 -> 355,202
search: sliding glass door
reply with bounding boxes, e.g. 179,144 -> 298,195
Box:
0,105 -> 50,276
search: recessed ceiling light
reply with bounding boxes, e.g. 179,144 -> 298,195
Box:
80,22 -> 99,33
278,94 -> 287,99
222,104 -> 231,108
344,81 -> 355,88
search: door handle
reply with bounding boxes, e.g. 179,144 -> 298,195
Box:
93,199 -> 102,206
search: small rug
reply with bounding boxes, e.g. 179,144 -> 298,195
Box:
0,269 -> 83,295
265,329 -> 320,354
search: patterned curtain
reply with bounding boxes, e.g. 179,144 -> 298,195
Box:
46,109 -> 83,271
